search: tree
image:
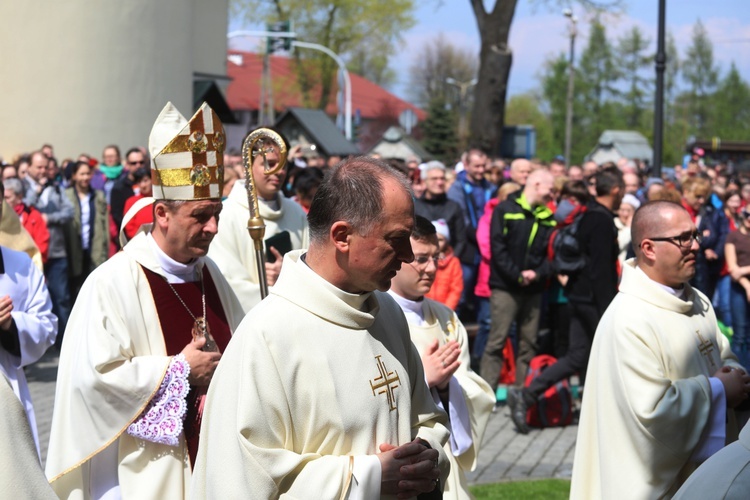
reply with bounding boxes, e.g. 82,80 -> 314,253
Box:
682,20 -> 719,137
467,0 -> 619,154
408,33 -> 479,107
711,63 -> 750,141
231,0 -> 416,110
576,18 -> 624,158
540,53 -> 569,157
617,26 -> 652,128
421,98 -> 459,164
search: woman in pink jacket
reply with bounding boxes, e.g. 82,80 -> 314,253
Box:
473,182 -> 520,371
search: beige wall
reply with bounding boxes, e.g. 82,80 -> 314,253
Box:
0,0 -> 227,162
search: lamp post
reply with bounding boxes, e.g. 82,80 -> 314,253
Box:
445,77 -> 477,142
652,0 -> 667,178
563,9 -> 577,169
227,31 -> 353,141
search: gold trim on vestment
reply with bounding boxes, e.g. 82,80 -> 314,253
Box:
49,358 -> 175,483
339,455 -> 355,500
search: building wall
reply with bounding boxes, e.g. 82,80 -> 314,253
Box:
0,1 -> 226,161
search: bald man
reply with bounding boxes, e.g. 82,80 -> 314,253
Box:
509,159 -> 532,186
571,201 -> 750,499
480,169 -> 556,394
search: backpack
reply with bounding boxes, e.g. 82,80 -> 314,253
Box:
523,355 -> 574,428
551,212 -> 587,275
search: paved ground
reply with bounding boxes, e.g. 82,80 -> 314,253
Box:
26,350 -> 578,483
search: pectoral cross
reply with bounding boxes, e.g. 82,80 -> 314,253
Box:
192,317 -> 218,352
370,355 -> 400,411
696,330 -> 716,370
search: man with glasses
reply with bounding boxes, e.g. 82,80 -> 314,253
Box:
110,147 -> 149,231
388,215 -> 495,499
571,200 -> 750,499
414,161 -> 466,263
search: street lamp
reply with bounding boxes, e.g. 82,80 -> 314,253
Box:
563,9 -> 577,169
445,77 -> 477,141
652,0 -> 667,177
227,31 -> 353,141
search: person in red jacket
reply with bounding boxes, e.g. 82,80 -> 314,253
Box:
425,219 -> 463,311
4,178 -> 50,262
122,167 -> 154,241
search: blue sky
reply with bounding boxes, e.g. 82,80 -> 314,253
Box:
229,1 -> 750,103
391,0 -> 750,100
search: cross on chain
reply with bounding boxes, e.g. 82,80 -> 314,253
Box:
370,355 -> 400,412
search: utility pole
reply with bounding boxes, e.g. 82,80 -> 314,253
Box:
564,9 -> 578,168
652,0 -> 667,178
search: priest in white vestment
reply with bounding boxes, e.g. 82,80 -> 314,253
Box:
192,157 -> 450,499
388,216 -> 495,499
0,243 -> 57,455
0,372 -> 57,499
45,103 -> 245,499
571,201 -> 750,499
208,131 -> 309,311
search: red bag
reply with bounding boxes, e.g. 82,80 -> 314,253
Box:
523,355 -> 574,428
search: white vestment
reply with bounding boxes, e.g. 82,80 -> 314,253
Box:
571,260 -> 743,500
0,372 -> 57,499
391,294 -> 495,500
45,231 -> 245,500
674,422 -> 750,500
208,180 -> 309,310
0,246 -> 57,453
191,250 -> 451,499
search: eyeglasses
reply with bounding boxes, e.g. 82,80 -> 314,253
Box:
128,160 -> 146,165
646,231 -> 703,250
409,255 -> 440,270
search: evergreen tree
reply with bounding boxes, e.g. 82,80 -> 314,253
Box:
576,18 -> 622,159
421,98 -> 459,164
682,20 -> 719,137
617,26 -> 652,129
711,63 -> 750,141
540,54 -> 569,157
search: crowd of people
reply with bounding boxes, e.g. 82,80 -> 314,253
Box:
1,101 -> 750,499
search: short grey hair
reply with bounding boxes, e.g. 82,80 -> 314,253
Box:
4,177 -> 24,197
420,161 -> 446,180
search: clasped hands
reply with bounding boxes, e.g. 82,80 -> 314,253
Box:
714,365 -> 750,408
378,439 -> 441,499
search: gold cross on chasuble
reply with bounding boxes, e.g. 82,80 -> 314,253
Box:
370,355 -> 400,411
696,330 -> 717,370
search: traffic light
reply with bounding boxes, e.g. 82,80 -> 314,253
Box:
267,21 -> 293,54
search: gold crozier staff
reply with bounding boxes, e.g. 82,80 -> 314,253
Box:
240,129 -> 288,299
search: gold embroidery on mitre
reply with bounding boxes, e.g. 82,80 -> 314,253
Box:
188,131 -> 208,154
190,164 -> 211,187
370,355 -> 400,412
213,131 -> 225,154
152,166 -> 220,187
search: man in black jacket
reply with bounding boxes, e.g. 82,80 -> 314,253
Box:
507,168 -> 624,433
414,161 -> 466,259
480,168 -> 556,394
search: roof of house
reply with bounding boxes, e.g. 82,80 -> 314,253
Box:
367,126 -> 431,162
588,130 -> 653,162
226,51 -> 426,122
275,107 -> 360,157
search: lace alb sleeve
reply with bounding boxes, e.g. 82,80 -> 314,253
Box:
127,354 -> 191,446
